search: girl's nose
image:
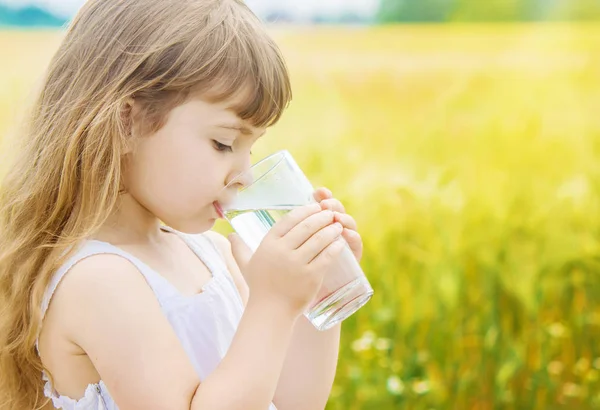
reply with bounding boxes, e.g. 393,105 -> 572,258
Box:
219,170 -> 254,212
228,170 -> 254,191
230,154 -> 254,189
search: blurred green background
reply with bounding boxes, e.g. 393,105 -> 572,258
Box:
2,1 -> 600,409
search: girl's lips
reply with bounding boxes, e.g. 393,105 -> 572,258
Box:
213,201 -> 225,219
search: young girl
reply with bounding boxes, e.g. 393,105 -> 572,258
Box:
0,1 -> 364,409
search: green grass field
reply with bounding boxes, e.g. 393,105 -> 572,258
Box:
2,24 -> 600,409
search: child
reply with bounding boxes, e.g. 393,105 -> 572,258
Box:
0,1 -> 364,409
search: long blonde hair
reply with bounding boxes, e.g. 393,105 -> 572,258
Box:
0,1 -> 291,408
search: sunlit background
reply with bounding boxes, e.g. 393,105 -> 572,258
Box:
2,1 -> 600,409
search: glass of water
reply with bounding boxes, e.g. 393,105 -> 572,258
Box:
217,150 -> 374,331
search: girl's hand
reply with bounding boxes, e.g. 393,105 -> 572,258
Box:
313,187 -> 363,262
229,204 -> 345,317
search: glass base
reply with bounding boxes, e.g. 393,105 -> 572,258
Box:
305,276 -> 374,331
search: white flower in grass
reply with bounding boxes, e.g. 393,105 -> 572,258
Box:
412,380 -> 431,395
351,330 -> 377,352
374,338 -> 392,351
387,375 -> 404,396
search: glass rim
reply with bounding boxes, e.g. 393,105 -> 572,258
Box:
225,149 -> 290,193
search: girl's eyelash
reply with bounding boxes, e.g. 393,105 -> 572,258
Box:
213,140 -> 233,153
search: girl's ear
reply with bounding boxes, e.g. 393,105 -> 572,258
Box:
121,97 -> 136,154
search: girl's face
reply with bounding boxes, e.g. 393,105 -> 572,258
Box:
123,95 -> 265,234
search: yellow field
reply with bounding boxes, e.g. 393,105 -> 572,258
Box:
2,24 -> 600,409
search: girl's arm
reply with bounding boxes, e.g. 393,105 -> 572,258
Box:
210,188 -> 362,410
272,319 -> 341,410
273,190 -> 361,409
210,232 -> 341,410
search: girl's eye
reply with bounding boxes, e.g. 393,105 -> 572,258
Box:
213,140 -> 233,153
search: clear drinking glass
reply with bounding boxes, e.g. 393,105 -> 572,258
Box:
217,150 -> 374,331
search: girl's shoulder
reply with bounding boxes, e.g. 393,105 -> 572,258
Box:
48,249 -> 156,307
41,250 -> 164,337
41,240 -> 168,320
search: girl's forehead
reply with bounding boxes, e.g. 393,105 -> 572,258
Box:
181,95 -> 266,135
201,81 -> 255,107
201,85 -> 265,124
188,69 -> 285,129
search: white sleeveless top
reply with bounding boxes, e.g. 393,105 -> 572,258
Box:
39,227 -> 278,410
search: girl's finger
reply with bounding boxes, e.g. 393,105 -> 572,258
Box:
284,210 -> 336,249
319,198 -> 345,213
313,187 -> 332,202
298,223 -> 344,263
271,203 -> 322,237
342,228 -> 363,262
333,212 -> 357,231
309,237 -> 346,270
